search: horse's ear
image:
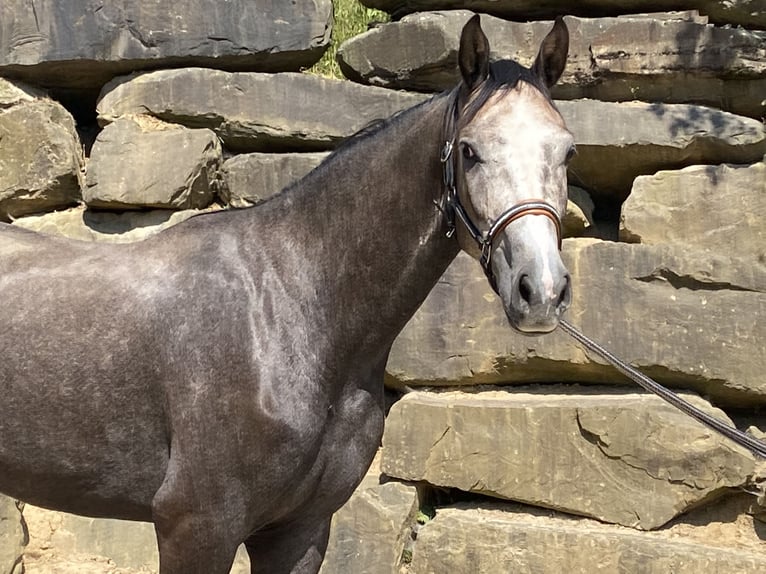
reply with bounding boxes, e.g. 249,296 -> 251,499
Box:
458,15 -> 490,92
531,16 -> 569,89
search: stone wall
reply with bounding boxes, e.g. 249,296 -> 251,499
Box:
0,1 -> 765,573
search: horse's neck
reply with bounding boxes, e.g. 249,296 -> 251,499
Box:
275,95 -> 459,356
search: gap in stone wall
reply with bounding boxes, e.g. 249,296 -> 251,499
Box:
588,195 -> 622,241
48,87 -> 101,157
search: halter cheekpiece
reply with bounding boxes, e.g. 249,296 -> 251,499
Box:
439,91 -> 563,293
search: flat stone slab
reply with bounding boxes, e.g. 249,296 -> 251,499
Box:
221,152 -> 329,208
0,0 -> 333,89
321,452 -> 419,574
408,502 -> 766,573
558,100 -> 766,201
97,69 -> 428,152
12,205 -> 219,243
620,161 -> 765,258
339,11 -> 766,118
382,388 -> 755,529
360,0 -> 766,28
0,90 -> 83,221
386,240 -> 766,407
85,115 -> 223,210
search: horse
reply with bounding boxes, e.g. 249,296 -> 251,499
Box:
0,15 -> 572,574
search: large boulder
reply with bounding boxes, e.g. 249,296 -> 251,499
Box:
386,240 -> 766,407
85,115 -> 223,210
382,388 -> 755,529
0,496 -> 24,574
359,0 -> 766,29
620,160 -> 765,259
0,80 -> 83,221
558,100 -> 766,201
339,12 -> 766,119
221,152 -> 329,208
97,69 -> 428,152
321,452 -> 419,574
408,501 -> 766,573
0,0 -> 333,90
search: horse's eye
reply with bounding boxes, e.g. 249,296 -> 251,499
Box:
565,145 -> 577,164
461,143 -> 479,164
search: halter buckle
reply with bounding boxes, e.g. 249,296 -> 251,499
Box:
440,140 -> 454,164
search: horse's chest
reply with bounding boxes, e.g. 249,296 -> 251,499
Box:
307,382 -> 386,514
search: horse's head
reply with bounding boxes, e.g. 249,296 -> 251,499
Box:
444,15 -> 573,334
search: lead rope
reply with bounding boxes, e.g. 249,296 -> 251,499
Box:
559,319 -> 766,459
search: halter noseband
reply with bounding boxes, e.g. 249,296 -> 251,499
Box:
438,93 -> 563,293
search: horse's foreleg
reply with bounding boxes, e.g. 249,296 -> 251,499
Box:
151,462 -> 245,574
244,516 -> 332,574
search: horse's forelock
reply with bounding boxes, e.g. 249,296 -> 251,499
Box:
457,60 -> 549,131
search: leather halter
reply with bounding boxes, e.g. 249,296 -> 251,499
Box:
439,94 -> 563,293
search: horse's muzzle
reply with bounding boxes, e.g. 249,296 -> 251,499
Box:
505,261 -> 572,334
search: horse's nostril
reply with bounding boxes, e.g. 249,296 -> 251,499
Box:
556,274 -> 572,310
518,274 -> 533,305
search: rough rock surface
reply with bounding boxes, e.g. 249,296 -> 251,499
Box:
0,0 -> 333,89
97,69 -> 428,152
0,92 -> 83,220
620,161 -> 765,258
221,152 -> 329,208
382,388 -> 755,529
321,452 -> 418,574
0,497 -> 23,574
339,11 -> 766,118
23,505 -> 250,573
360,0 -> 766,28
0,77 -> 47,107
386,240 -> 766,406
12,206 -> 219,243
85,116 -> 223,210
408,501 -> 766,573
558,100 -> 766,201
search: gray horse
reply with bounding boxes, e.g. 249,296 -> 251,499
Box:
0,16 -> 572,574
